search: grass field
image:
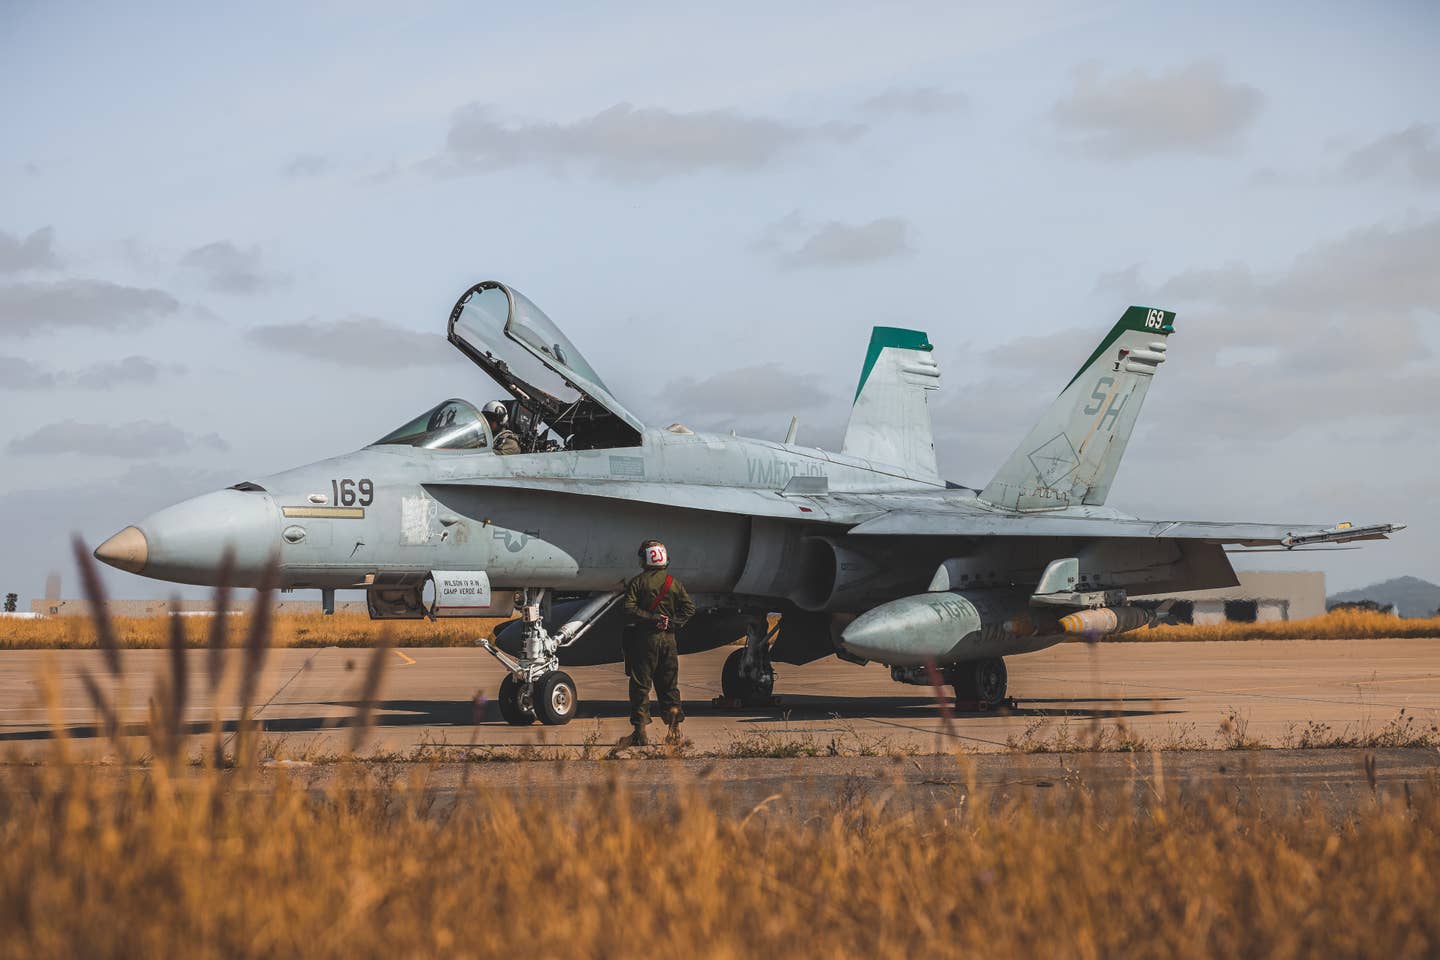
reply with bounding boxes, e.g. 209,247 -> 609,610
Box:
1,757 -> 1435,958
0,611 -> 512,650
1,555 -> 1436,957
1116,609 -> 1440,642
1,608 -> 1436,649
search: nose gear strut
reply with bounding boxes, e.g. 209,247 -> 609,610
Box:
477,588 -> 623,726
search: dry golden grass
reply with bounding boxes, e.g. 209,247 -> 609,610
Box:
0,759 -> 1436,958
0,611 -> 514,650
1005,710 -> 1440,754
1109,609 -> 1440,642
3,542 -> 1438,957
6,608 -> 1436,650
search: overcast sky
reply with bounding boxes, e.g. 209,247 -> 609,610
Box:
1,1 -> 1436,603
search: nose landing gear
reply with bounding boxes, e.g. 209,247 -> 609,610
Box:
479,588 -> 621,726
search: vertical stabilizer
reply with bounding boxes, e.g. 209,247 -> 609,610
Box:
979,307 -> 1176,511
842,326 -> 941,481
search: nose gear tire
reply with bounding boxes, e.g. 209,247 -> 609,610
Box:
498,673 -> 536,725
534,671 -> 578,726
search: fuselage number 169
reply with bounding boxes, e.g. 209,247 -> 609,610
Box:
331,478 -> 374,507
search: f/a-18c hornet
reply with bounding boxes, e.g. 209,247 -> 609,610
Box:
93,281 -> 1404,724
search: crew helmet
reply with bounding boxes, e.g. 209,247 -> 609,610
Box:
481,400 -> 508,426
639,539 -> 669,569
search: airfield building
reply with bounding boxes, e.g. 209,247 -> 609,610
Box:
1135,570 -> 1326,624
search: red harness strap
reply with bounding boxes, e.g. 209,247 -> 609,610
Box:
646,575 -> 674,615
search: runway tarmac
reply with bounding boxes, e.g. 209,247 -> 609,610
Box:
1,637 -> 1436,757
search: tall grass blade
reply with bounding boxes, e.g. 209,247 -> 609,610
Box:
207,546 -> 235,691
71,536 -> 120,677
349,633 -> 392,753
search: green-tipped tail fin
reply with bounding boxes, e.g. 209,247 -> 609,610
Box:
979,307 -> 1176,511
841,326 -> 941,481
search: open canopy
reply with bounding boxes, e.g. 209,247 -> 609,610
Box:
447,281 -> 644,448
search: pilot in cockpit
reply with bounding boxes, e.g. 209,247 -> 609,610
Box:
482,401 -> 522,455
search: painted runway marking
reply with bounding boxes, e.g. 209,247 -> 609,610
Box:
394,650 -> 416,666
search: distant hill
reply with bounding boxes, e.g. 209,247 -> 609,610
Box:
1328,576 -> 1440,619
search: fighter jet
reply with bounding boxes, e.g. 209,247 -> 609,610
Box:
94,281 -> 1404,724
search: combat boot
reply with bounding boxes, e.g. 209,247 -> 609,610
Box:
615,724 -> 649,748
664,708 -> 684,744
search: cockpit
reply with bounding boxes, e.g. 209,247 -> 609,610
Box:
375,399 -> 491,450
373,281 -> 644,454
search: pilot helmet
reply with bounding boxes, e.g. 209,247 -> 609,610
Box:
639,539 -> 669,569
481,400 -> 508,427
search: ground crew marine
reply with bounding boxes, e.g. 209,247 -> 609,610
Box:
618,539 -> 695,746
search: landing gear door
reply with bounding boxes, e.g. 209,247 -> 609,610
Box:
429,570 -> 516,618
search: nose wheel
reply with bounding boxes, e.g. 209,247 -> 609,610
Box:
534,671 -> 578,725
497,670 -> 577,726
497,673 -> 536,725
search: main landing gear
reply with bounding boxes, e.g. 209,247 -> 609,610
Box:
478,588 -> 622,726
719,615 -> 778,706
889,656 -> 1010,710
946,657 -> 1008,710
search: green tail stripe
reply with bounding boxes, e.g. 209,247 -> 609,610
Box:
854,326 -> 933,402
1061,306 -> 1176,394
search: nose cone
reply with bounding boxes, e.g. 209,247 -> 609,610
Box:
117,489 -> 281,587
94,526 -> 149,573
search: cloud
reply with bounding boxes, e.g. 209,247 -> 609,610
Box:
1051,61 -> 1263,157
280,153 -> 334,178
651,363 -> 844,445
71,355 -> 183,389
1155,216 -> 1440,320
432,102 -> 865,181
0,355 -> 57,389
7,420 -> 228,458
1343,123 -> 1440,187
0,227 -> 61,274
0,354 -> 181,390
1085,216 -> 1439,441
246,315 -> 455,368
860,86 -> 969,117
179,241 -> 286,295
661,362 -> 833,418
0,279 -> 179,337
935,214 -> 1440,489
0,463 -> 241,603
757,213 -> 912,268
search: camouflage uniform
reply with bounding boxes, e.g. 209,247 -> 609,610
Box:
492,428 -> 521,456
622,568 -> 695,727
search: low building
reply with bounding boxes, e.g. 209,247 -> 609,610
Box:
1134,570 -> 1326,624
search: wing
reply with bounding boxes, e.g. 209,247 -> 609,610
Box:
425,476 -> 1402,549
422,476 -> 861,524
846,511 -> 1405,548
